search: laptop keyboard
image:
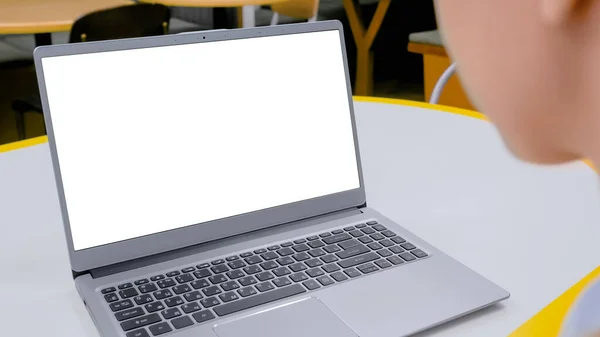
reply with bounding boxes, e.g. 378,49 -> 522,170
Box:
101,220 -> 428,337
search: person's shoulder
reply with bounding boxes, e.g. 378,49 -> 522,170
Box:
560,278 -> 600,337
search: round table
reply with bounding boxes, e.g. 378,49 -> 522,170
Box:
1,99 -> 599,336
0,0 -> 130,46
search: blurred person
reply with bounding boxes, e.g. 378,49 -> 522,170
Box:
433,0 -> 600,336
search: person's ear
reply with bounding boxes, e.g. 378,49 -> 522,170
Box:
541,0 -> 592,24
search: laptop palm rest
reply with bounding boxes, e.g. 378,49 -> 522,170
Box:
213,297 -> 358,337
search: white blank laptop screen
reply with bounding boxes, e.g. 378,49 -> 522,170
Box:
41,30 -> 360,251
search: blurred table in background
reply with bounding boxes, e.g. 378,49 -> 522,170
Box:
408,30 -> 474,110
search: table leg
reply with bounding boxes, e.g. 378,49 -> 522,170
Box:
343,0 -> 391,96
34,33 -> 52,47
242,5 -> 256,28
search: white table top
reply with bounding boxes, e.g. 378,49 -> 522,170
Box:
1,98 -> 599,337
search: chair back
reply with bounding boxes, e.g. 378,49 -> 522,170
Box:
69,4 -> 171,43
271,0 -> 319,20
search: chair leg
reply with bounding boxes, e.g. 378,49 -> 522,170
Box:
270,12 -> 279,25
15,111 -> 25,140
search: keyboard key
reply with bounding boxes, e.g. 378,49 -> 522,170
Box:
375,259 -> 393,269
134,294 -> 154,305
211,264 -> 229,274
280,242 -> 293,247
331,229 -> 344,235
391,236 -> 407,244
378,249 -> 393,257
381,230 -> 396,238
308,240 -> 325,249
191,279 -> 210,289
349,230 -> 364,238
245,256 -> 263,265
276,247 -> 295,257
148,322 -> 172,336
239,276 -> 257,286
336,245 -> 369,259
226,256 -> 239,261
120,313 -> 161,331
104,293 -> 119,303
101,287 -> 116,294
331,272 -> 348,282
307,235 -> 319,241
226,270 -> 245,279
411,249 -> 428,258
321,254 -> 339,263
322,233 -> 351,245
400,252 -> 417,261
289,263 -> 307,272
319,232 -> 332,238
181,302 -> 202,314
358,236 -> 374,244
238,286 -> 257,297
221,281 -> 240,291
273,267 -> 291,277
184,291 -> 203,302
389,246 -> 404,254
257,271 -> 275,281
260,261 -> 279,270
387,256 -> 404,265
254,248 -> 267,254
154,290 -> 173,300
255,281 -> 275,292
192,310 -> 215,323
276,256 -> 295,266
219,291 -> 239,303
308,248 -> 326,257
120,288 -> 139,299
273,277 -> 292,288
209,275 -> 228,284
305,259 -> 323,268
126,328 -> 149,337
135,279 -> 149,285
293,252 -> 310,261
203,286 -> 222,296
166,271 -> 180,277
261,252 -> 279,261
401,242 -> 417,250
115,307 -> 145,321
338,252 -> 379,268
344,226 -> 355,231
361,227 -> 376,235
316,276 -> 334,286
197,263 -> 210,269
339,239 -> 361,250
267,245 -> 280,251
294,239 -> 307,244
367,242 -> 383,250
171,315 -> 194,329
306,268 -> 324,278
240,252 -> 253,258
175,274 -> 194,284
161,308 -> 182,319
373,224 -> 387,231
228,260 -> 246,269
322,264 -> 341,273
200,297 -> 220,308
212,259 -> 225,265
380,239 -> 394,247
139,284 -> 158,294
213,285 -> 307,318
292,244 -> 310,252
145,301 -> 165,313
370,233 -> 385,241
172,284 -> 191,294
157,279 -> 176,289
193,269 -> 211,279
290,272 -> 308,283
303,279 -> 321,290
119,283 -> 133,290
243,265 -> 262,275
324,245 -> 341,254
366,221 -> 378,225
357,263 -> 378,274
355,223 -> 367,228
182,267 -> 195,273
164,296 -> 184,307
344,268 -> 361,278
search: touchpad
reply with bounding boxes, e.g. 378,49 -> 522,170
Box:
213,297 -> 358,337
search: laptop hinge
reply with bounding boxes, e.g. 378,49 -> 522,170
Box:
88,205 -> 365,279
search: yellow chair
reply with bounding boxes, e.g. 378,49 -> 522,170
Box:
270,0 -> 319,25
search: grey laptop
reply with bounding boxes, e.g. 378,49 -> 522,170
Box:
34,21 -> 508,337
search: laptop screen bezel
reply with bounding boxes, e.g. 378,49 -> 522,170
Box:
34,21 -> 366,273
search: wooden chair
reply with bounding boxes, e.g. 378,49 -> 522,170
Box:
269,0 -> 320,25
12,3 -> 170,140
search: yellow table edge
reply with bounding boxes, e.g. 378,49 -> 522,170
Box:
1,96 -> 598,337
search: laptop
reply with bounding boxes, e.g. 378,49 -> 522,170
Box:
34,21 -> 509,337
